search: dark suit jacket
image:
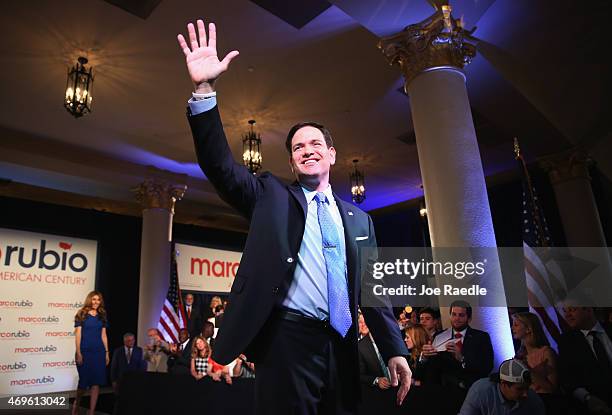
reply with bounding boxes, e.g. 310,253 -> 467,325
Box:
358,335 -> 386,386
430,326 -> 494,389
558,325 -> 612,405
168,338 -> 193,375
183,304 -> 202,338
110,346 -> 145,383
187,105 -> 407,394
213,312 -> 224,329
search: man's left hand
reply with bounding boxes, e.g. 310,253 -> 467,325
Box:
445,341 -> 463,362
388,356 -> 412,406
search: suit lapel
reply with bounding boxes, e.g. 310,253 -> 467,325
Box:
463,326 -> 473,348
288,181 -> 307,220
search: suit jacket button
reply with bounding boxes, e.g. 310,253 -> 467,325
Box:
286,257 -> 294,263
272,287 -> 279,294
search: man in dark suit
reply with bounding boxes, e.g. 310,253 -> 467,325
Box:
110,332 -> 145,392
559,304 -> 612,415
176,20 -> 411,414
423,301 -> 494,391
182,293 -> 202,339
168,328 -> 193,375
419,307 -> 442,339
358,313 -> 391,390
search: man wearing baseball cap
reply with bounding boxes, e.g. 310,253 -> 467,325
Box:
458,358 -> 545,415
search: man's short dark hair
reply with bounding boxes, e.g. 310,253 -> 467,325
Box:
285,122 -> 334,154
450,300 -> 472,319
419,307 -> 440,320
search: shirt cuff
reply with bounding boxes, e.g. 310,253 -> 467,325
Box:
573,387 -> 590,402
188,96 -> 217,115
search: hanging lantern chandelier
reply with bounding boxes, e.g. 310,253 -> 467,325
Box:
242,119 -> 262,174
350,159 -> 366,204
64,56 -> 94,118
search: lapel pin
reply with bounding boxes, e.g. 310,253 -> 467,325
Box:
348,211 -> 354,216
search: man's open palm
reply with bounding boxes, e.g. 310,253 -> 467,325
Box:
177,20 -> 239,86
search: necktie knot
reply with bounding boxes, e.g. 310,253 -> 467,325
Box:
455,332 -> 463,339
315,192 -> 328,205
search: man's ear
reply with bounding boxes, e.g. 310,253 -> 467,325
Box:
329,146 -> 336,165
289,157 -> 295,174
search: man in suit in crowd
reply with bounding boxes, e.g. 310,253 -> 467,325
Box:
559,303 -> 612,415
182,293 -> 202,339
110,332 -> 145,392
176,19 -> 411,414
201,321 -> 215,349
423,301 -> 494,391
419,307 -> 442,339
168,328 -> 193,375
358,313 -> 391,390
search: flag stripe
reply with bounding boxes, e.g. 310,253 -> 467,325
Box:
525,258 -> 556,305
158,242 -> 186,343
529,305 -> 562,344
518,149 -> 568,351
162,303 -> 181,332
157,321 -> 177,344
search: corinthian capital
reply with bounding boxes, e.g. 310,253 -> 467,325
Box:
378,6 -> 477,87
133,179 -> 187,214
540,150 -> 592,185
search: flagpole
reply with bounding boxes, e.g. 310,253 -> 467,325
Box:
514,137 -> 549,248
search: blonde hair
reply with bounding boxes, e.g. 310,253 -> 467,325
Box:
191,336 -> 211,359
512,311 -> 550,349
210,296 -> 222,309
75,290 -> 106,323
406,324 -> 430,362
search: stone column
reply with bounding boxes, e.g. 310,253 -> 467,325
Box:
379,5 -> 514,365
540,150 -> 612,305
541,151 -> 606,247
133,178 -> 186,346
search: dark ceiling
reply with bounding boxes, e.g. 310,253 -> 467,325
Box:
0,0 -> 610,231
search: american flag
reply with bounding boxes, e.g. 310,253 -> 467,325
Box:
157,243 -> 186,343
515,138 -> 569,349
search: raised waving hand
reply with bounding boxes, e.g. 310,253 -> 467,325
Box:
177,20 -> 239,92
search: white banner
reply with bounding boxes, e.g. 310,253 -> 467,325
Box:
176,243 -> 242,293
0,228 -> 97,396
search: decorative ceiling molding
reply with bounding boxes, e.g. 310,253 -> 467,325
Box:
249,0 -> 331,29
0,181 -> 248,233
103,0 -> 162,19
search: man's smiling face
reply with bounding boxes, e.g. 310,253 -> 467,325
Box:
289,126 -> 336,187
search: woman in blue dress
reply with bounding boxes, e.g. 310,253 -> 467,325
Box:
72,290 -> 109,415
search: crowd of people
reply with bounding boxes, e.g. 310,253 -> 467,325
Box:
73,289 -> 611,415
121,295 -> 255,385
359,300 -> 612,415
71,292 -> 253,415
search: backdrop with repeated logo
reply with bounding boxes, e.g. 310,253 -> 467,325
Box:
0,228 -> 97,396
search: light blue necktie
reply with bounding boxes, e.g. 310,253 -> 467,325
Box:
315,192 -> 351,337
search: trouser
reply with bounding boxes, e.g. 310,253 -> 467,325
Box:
254,309 -> 358,415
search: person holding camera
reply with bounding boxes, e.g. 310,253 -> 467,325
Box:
143,328 -> 171,373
